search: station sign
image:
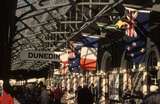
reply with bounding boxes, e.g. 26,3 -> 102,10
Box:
20,51 -> 60,62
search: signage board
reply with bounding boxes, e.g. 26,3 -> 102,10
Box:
20,51 -> 60,61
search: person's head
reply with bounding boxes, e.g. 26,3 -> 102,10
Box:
77,86 -> 82,89
83,83 -> 88,88
41,85 -> 46,90
39,81 -> 44,87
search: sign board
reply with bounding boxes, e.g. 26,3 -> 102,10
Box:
20,51 -> 60,61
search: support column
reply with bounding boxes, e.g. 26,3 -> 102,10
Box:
0,0 -> 17,79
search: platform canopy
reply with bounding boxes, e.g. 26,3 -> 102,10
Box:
9,0 -> 160,78
11,0 -> 123,72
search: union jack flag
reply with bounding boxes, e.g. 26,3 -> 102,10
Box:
125,7 -> 138,38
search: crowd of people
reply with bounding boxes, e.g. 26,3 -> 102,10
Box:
13,82 -> 103,104
0,81 -> 103,104
1,80 -> 160,104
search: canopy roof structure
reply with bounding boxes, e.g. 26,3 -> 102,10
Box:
8,0 -> 160,78
11,0 -> 122,71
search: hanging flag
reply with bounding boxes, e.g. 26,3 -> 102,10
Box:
80,35 -> 99,71
124,8 -> 150,64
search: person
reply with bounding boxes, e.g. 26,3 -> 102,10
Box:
67,88 -> 75,104
1,80 -> 14,104
77,85 -> 94,104
40,85 -> 49,104
142,86 -> 160,104
53,84 -> 63,104
60,89 -> 67,104
89,83 -> 98,103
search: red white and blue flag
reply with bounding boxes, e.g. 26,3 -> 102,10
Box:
80,35 -> 99,71
125,7 -> 138,38
125,8 -> 150,64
